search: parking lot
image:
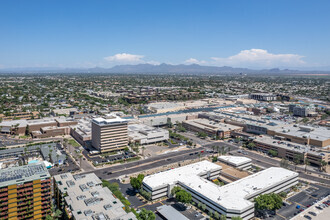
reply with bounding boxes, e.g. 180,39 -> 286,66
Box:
113,180 -> 205,220
0,135 -> 29,147
266,183 -> 330,220
83,149 -> 137,165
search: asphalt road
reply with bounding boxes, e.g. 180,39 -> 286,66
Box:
228,148 -> 330,185
83,147 -> 210,180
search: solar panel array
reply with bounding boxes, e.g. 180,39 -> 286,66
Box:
0,163 -> 46,184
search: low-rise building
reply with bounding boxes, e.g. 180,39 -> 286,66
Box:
128,124 -> 169,145
253,135 -> 329,167
143,160 -> 298,220
218,156 -> 252,170
249,93 -> 277,101
269,125 -> 330,148
53,173 -> 136,220
182,118 -> 243,138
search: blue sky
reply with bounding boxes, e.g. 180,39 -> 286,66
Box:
0,0 -> 330,70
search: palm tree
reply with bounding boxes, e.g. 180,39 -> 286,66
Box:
304,159 -> 310,173
320,160 -> 327,172
142,146 -> 146,159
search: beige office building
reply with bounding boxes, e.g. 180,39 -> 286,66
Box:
91,115 -> 128,153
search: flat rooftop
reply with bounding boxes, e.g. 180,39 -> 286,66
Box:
184,118 -> 242,132
92,114 -> 128,125
0,162 -> 50,188
54,173 -> 136,220
143,161 -> 298,212
254,135 -> 325,156
273,125 -> 330,142
218,156 -> 252,166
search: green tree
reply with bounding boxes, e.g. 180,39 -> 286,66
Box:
268,150 -> 278,157
254,193 -> 282,213
219,214 -> 226,220
197,131 -> 207,139
280,158 -> 289,169
137,208 -> 156,220
130,174 -> 145,190
175,189 -> 192,204
320,160 -> 327,172
247,142 -> 255,150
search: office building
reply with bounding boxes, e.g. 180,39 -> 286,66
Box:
53,173 -> 136,220
182,118 -> 243,139
253,135 -> 329,167
92,114 -> 129,153
218,156 -> 252,170
128,124 -> 169,145
143,161 -> 298,220
0,163 -> 52,219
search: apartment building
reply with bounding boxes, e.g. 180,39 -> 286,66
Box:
53,173 -> 136,220
91,115 -> 128,153
0,163 -> 52,220
143,161 -> 298,220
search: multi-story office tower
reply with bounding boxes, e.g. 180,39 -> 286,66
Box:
91,114 -> 128,153
0,163 -> 52,220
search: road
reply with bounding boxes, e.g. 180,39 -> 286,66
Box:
82,147 -> 210,180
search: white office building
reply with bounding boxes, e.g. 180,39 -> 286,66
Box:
143,161 -> 298,219
218,156 -> 252,170
128,124 -> 169,145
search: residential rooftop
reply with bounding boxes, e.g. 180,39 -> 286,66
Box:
0,162 -> 50,188
54,173 -> 136,220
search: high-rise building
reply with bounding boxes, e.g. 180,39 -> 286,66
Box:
91,114 -> 128,153
0,163 -> 52,220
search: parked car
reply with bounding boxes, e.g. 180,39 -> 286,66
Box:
308,212 -> 316,216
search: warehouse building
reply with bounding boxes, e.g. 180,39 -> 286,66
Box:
143,161 -> 298,220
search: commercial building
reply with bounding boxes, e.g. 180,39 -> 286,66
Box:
218,156 -> 252,170
70,118 -> 92,146
249,93 -> 277,101
156,205 -> 189,220
0,163 -> 52,219
53,173 -> 136,220
182,118 -> 243,138
92,115 -> 128,153
269,125 -> 330,148
128,124 -> 169,145
148,102 -> 185,113
252,135 -> 329,167
143,161 -> 298,220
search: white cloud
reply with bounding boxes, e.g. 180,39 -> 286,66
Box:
184,58 -> 207,65
210,49 -> 305,68
104,53 -> 144,63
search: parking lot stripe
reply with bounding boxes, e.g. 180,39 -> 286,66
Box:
276,213 -> 287,220
294,201 -> 306,208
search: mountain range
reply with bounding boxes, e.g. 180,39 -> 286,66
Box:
1,63 -> 329,75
